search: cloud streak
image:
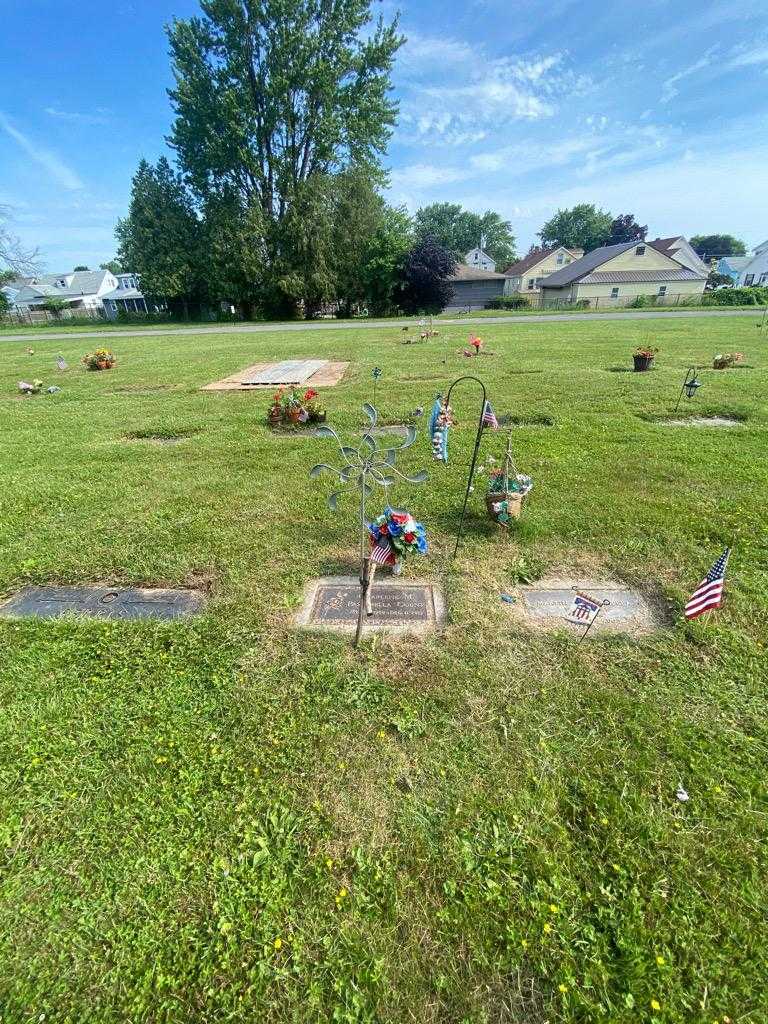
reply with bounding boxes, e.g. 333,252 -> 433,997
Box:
0,113 -> 83,190
45,106 -> 112,125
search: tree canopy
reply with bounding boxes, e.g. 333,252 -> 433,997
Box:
398,237 -> 457,314
538,203 -> 613,254
100,260 -> 124,275
690,234 -> 747,257
0,206 -> 40,277
605,214 -> 647,245
414,203 -> 516,266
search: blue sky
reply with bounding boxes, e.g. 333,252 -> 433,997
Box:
1,0 -> 767,271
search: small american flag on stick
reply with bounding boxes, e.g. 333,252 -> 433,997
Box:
370,538 -> 396,566
684,547 -> 730,620
481,400 -> 499,429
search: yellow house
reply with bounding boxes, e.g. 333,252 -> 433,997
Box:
504,245 -> 584,296
539,240 -> 707,308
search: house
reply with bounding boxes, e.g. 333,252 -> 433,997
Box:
503,245 -> 584,297
463,247 -> 496,272
101,274 -> 150,318
445,263 -> 512,311
7,269 -> 149,318
647,236 -> 709,275
720,240 -> 768,287
539,239 -> 707,308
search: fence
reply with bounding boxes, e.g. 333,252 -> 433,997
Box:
1,307 -> 108,327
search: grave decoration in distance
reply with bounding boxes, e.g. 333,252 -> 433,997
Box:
309,403 -> 428,646
633,346 -> 657,372
372,366 -> 382,409
82,348 -> 116,371
18,379 -> 43,395
56,354 -> 68,371
712,352 -> 744,369
673,366 -> 703,413
429,395 -> 455,463
268,386 -> 326,427
485,431 -> 533,525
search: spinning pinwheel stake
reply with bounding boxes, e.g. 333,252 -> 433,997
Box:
310,403 -> 428,646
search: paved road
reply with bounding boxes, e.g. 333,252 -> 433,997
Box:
0,307 -> 764,344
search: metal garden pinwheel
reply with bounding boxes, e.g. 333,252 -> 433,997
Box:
310,403 -> 428,645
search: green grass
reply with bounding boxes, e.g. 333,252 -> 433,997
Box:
1,318 -> 766,1023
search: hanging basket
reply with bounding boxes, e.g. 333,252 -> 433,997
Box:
486,490 -> 524,523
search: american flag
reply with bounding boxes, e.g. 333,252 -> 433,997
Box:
370,538 -> 396,566
684,548 -> 730,620
482,400 -> 499,429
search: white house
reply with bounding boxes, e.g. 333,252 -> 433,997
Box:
734,240 -> 768,287
6,269 -> 149,318
463,247 -> 496,272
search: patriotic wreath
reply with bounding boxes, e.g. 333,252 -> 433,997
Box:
368,506 -> 428,566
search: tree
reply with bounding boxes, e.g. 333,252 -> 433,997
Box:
605,213 -> 647,245
414,203 -> 516,266
73,265 -> 90,272
706,271 -> 733,291
538,203 -> 613,254
690,234 -> 746,257
116,157 -> 207,317
397,237 -> 456,314
358,204 -> 413,315
167,0 -> 402,222
100,260 -> 124,274
41,296 -> 70,319
0,206 -> 40,276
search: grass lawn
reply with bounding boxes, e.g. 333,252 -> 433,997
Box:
1,317 -> 766,1023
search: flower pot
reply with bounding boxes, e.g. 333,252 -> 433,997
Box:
268,408 -> 281,425
288,406 -> 303,424
633,354 -> 654,372
486,490 -> 524,522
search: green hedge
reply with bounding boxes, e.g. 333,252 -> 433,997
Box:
485,294 -> 532,310
701,286 -> 768,306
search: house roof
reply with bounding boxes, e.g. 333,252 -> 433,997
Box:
20,270 -> 111,299
503,247 -> 560,276
581,269 -> 703,284
102,287 -> 145,301
449,264 -> 509,281
718,256 -> 751,270
538,242 -> 638,287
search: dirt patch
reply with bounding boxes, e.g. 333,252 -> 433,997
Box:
655,416 -> 744,428
124,428 -> 200,444
507,575 -> 668,638
497,414 -> 554,427
203,359 -> 349,391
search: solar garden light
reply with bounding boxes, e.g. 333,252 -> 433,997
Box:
674,366 -> 703,414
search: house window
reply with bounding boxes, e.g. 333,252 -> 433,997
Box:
635,245 -> 646,256
760,273 -> 768,284
658,285 -> 667,296
527,278 -> 535,289
556,254 -> 564,265
744,274 -> 755,286
610,287 -> 620,298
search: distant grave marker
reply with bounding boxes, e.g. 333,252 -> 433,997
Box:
241,360 -> 328,386
0,585 -> 206,622
508,577 -> 663,637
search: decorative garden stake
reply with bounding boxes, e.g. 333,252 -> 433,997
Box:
309,404 -> 428,646
674,366 -> 703,413
566,587 -> 610,648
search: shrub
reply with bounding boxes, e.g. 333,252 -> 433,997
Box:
485,295 -> 531,310
627,295 -> 652,308
701,287 -> 768,307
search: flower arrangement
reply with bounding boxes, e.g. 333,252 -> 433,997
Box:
82,348 -> 116,371
469,333 -> 483,354
18,379 -> 44,395
484,435 -> 532,525
429,398 -> 455,462
633,345 -> 658,372
713,352 -> 744,369
268,386 -> 326,426
635,346 -> 658,357
487,467 -> 532,496
368,507 -> 428,568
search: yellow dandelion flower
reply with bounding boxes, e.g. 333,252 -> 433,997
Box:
601,817 -> 609,825
520,939 -> 528,949
558,984 -> 568,993
274,937 -> 282,950
543,923 -> 552,934
325,858 -> 333,869
656,955 -> 665,966
377,730 -> 386,739
338,888 -> 347,899
549,904 -> 559,914
651,999 -> 661,1011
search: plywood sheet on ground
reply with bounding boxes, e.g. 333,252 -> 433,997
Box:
241,359 -> 328,386
203,360 -> 349,391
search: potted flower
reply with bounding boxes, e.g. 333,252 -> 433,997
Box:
713,352 -> 744,369
633,346 -> 657,372
486,467 -> 532,523
83,348 -> 116,371
302,387 -> 326,423
268,388 -> 284,425
367,506 -> 428,580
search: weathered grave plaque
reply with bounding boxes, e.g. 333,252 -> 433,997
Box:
297,576 -> 444,635
0,585 -> 206,622
241,360 -> 328,386
509,577 -> 662,637
360,425 -> 410,438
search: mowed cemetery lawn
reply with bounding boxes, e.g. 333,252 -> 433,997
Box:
0,316 -> 766,1024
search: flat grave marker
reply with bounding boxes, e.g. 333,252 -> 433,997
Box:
0,585 -> 206,622
508,576 -> 663,637
297,575 -> 444,636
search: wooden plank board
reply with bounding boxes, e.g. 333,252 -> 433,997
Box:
240,359 -> 328,386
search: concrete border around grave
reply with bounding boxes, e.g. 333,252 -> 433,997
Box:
506,575 -> 666,638
296,574 -> 445,637
202,360 -> 349,392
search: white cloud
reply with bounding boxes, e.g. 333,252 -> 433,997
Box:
660,50 -> 715,103
398,31 -> 474,68
389,163 -> 471,190
729,43 -> 768,67
0,112 -> 84,190
44,106 -> 112,125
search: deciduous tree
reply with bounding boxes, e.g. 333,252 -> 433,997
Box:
538,203 -> 613,254
414,203 -> 516,266
605,213 -> 647,245
398,237 -> 456,314
690,234 -> 746,257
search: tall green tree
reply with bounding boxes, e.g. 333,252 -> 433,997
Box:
100,259 -> 124,275
358,204 -> 413,315
398,237 -> 456,314
167,0 -> 402,222
538,203 -> 613,254
116,157 -> 207,317
690,234 -> 746,257
414,203 -> 516,266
